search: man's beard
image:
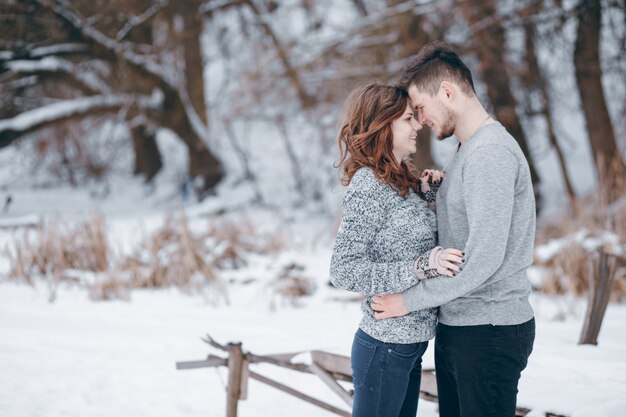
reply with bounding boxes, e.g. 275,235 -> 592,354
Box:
437,102 -> 457,140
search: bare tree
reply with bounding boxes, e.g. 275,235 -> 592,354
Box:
387,0 -> 437,171
460,0 -> 543,210
573,0 -> 625,197
0,0 -> 223,193
519,0 -> 577,213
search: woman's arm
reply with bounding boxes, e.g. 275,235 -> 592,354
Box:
329,188 -> 420,296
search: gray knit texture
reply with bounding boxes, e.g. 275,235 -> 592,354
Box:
403,123 -> 536,326
330,167 -> 438,343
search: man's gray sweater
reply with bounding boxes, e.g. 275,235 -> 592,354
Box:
404,123 -> 536,326
330,167 -> 438,343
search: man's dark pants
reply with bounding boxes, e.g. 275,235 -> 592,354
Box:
435,318 -> 535,417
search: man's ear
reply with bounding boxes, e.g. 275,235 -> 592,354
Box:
439,81 -> 455,102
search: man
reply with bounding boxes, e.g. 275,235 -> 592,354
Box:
370,41 -> 536,417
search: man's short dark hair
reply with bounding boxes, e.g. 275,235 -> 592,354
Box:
398,41 -> 476,97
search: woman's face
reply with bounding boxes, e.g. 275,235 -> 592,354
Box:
391,104 -> 422,163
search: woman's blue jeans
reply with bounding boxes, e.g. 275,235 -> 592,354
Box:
351,328 -> 428,417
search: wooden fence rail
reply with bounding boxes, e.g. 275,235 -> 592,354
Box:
176,334 -> 568,417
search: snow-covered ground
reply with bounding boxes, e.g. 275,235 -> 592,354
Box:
1,252 -> 626,417
0,171 -> 625,417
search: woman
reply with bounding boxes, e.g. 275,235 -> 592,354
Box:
330,82 -> 463,417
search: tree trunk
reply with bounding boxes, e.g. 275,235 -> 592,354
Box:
461,0 -> 543,211
26,0 -> 225,194
388,2 -> 436,170
521,2 -> 577,213
156,87 -> 223,192
244,0 -> 316,109
413,129 -> 436,172
573,0 -> 625,194
131,124 -> 162,181
179,0 -> 208,126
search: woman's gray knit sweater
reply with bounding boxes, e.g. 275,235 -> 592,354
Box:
330,167 -> 438,343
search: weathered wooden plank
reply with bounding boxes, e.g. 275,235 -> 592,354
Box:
262,351 -> 306,362
310,362 -> 353,407
226,343 -> 244,417
179,343 -> 562,417
420,369 -> 437,396
579,252 -> 618,345
175,355 -> 227,370
310,350 -> 352,377
239,359 -> 249,400
246,352 -> 311,373
248,370 -> 351,417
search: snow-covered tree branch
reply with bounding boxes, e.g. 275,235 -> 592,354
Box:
0,92 -> 162,148
1,0 -> 224,192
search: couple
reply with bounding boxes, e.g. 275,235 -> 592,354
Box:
330,41 -> 536,417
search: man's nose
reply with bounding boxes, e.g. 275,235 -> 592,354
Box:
416,111 -> 426,125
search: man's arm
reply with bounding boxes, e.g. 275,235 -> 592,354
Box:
373,145 -> 518,315
330,188 -> 419,296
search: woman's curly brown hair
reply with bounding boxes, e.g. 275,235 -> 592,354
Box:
336,81 -> 420,197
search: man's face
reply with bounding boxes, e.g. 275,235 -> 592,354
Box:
408,84 -> 457,140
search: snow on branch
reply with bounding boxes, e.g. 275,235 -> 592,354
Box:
36,0 -> 210,141
0,76 -> 39,93
116,0 -> 169,42
0,43 -> 89,62
30,43 -> 89,58
535,229 -> 625,262
6,56 -> 109,94
289,0 -> 440,70
37,0 -> 175,88
243,0 -> 315,108
200,0 -> 243,15
0,91 -> 163,148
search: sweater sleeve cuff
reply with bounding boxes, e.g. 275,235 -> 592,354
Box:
413,247 -> 442,280
418,180 -> 441,203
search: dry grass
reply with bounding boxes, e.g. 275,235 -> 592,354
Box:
117,211 -> 225,300
207,217 -> 285,269
5,213 -> 110,285
534,156 -> 626,300
88,272 -> 130,301
3,209 -> 297,304
267,262 -> 317,310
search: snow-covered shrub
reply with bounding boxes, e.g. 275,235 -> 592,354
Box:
535,229 -> 626,300
115,211 -> 286,303
266,262 -> 317,310
2,210 -> 289,302
207,217 -> 284,270
88,272 -> 130,302
534,174 -> 626,300
116,211 -> 224,300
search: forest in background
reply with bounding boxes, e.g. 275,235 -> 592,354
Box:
0,0 -> 624,209
0,1 -> 625,314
